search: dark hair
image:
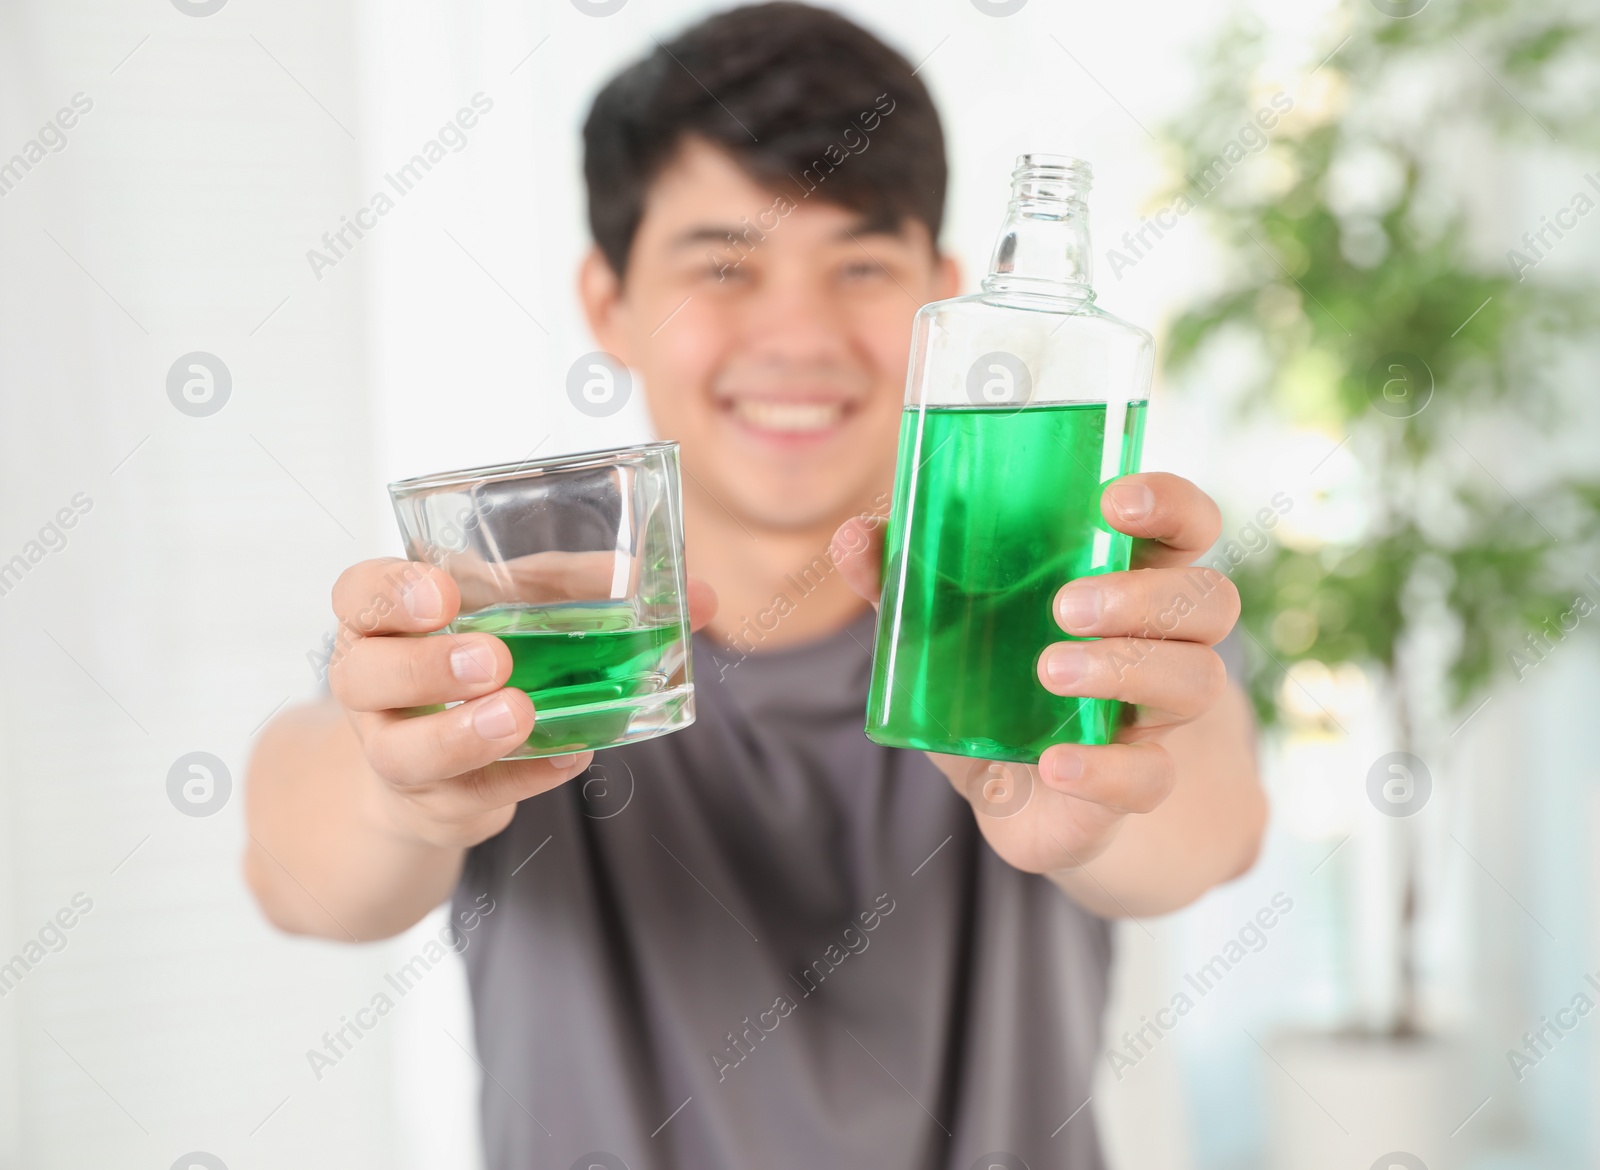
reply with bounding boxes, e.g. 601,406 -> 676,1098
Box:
582,2 -> 947,278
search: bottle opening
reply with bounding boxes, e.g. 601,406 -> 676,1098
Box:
982,153 -> 1096,299
1011,154 -> 1093,206
1013,153 -> 1092,181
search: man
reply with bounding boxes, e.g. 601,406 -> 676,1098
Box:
245,4 -> 1264,1167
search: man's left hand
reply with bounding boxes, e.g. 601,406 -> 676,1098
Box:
833,472 -> 1242,883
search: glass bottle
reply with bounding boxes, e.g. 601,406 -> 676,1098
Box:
865,154 -> 1154,764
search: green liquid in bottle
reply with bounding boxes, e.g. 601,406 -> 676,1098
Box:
866,400 -> 1147,763
451,601 -> 689,755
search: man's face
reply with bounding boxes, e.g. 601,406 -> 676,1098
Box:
581,138 -> 959,533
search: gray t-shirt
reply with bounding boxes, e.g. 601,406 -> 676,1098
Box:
455,609 -> 1238,1169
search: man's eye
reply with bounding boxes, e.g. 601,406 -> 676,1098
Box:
701,261 -> 752,285
841,260 -> 888,282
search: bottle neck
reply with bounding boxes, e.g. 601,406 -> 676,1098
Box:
980,157 -> 1095,304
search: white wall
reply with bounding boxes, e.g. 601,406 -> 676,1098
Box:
0,1 -> 412,1166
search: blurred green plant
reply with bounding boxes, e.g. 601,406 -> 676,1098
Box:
1158,0 -> 1600,1035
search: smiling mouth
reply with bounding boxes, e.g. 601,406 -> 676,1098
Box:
721,397 -> 853,435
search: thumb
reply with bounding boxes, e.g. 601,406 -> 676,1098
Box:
830,515 -> 886,607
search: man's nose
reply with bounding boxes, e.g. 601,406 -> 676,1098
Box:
738,275 -> 851,364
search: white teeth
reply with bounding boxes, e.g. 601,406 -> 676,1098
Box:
729,399 -> 844,433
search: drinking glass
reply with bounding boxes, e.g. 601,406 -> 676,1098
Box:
389,442 -> 694,759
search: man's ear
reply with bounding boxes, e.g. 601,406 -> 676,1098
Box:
578,247 -> 633,364
933,251 -> 962,300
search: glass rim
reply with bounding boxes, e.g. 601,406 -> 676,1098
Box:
387,440 -> 678,498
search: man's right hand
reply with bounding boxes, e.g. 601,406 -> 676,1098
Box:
244,556 -> 717,940
325,557 -> 717,851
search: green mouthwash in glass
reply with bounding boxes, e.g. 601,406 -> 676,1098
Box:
867,155 -> 1154,764
453,600 -> 688,755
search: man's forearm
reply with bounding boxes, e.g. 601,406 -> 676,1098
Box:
243,699 -> 466,941
1050,684 -> 1265,917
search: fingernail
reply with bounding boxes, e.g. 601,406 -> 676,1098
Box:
1110,482 -> 1154,520
471,695 -> 518,740
1049,750 -> 1085,787
1057,584 -> 1102,632
547,754 -> 578,769
1045,643 -> 1088,688
402,577 -> 443,620
450,642 -> 497,683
